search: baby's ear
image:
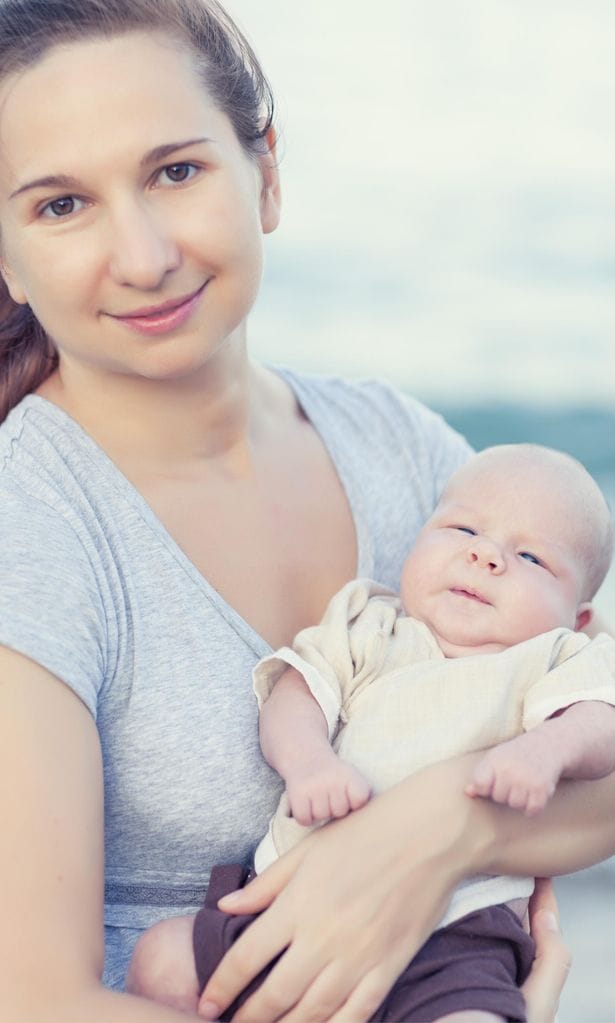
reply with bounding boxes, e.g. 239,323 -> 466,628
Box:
574,602 -> 593,633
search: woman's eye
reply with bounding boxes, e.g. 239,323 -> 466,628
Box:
159,163 -> 197,185
40,196 -> 84,218
519,551 -> 542,566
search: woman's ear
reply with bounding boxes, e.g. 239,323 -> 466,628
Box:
258,126 -> 281,235
0,256 -> 28,305
575,602 -> 594,633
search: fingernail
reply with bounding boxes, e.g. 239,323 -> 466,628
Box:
199,1000 -> 220,1020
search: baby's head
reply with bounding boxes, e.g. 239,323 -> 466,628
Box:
401,444 -> 613,658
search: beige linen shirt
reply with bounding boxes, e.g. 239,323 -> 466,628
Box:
253,579 -> 615,927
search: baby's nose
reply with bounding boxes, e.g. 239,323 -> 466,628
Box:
467,538 -> 505,573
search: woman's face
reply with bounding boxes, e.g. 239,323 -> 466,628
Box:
0,31 -> 280,384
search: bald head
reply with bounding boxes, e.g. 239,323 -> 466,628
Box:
442,444 -> 613,601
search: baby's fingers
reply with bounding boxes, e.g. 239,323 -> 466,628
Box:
289,793 -> 317,827
328,786 -> 353,819
346,776 -> 371,813
329,777 -> 370,818
524,782 -> 556,817
465,759 -> 495,798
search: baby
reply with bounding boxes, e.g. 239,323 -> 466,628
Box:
128,444 -> 615,1022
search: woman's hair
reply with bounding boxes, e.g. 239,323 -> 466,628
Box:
0,0 -> 275,421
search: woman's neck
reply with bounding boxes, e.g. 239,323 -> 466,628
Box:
37,339 -> 269,475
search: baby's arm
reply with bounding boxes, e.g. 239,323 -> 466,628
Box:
259,666 -> 371,825
467,700 -> 615,816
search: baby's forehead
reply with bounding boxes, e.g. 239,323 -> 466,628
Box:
441,457 -> 556,507
438,459 -> 587,541
445,448 -> 586,506
437,449 -> 610,583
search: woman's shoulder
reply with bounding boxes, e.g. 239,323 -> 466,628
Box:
0,395 -> 106,569
1,393 -> 85,480
0,393 -> 121,523
277,366 -> 436,420
277,367 -> 464,439
276,366 -> 473,483
0,394 -> 122,594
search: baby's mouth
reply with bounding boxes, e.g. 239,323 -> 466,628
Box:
450,587 -> 491,606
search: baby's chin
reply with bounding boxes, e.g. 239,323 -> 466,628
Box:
408,609 -> 513,658
434,633 -> 509,659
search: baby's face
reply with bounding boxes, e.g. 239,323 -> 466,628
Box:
400,459 -> 590,657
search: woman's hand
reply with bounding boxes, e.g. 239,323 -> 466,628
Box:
522,878 -> 571,1023
198,759 -> 482,1022
198,750 -> 604,1023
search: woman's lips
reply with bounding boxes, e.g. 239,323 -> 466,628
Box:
109,282 -> 208,336
450,587 -> 491,605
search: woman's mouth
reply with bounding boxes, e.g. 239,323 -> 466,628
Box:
109,282 -> 208,336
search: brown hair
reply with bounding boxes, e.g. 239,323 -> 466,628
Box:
0,0 -> 275,421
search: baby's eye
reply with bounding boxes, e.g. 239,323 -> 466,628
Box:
40,196 -> 86,219
454,526 -> 476,536
157,162 -> 198,186
519,551 -> 542,567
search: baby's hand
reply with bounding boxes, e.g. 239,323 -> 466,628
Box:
465,732 -> 563,816
285,755 -> 371,826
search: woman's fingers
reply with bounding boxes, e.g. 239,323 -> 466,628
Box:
277,961 -> 388,1023
203,762 -> 477,1022
197,897 -> 293,1018
233,948 -> 341,1023
528,876 -> 560,918
216,843 -> 309,917
325,968 -> 393,1023
232,934 -> 407,1023
522,878 -> 571,1023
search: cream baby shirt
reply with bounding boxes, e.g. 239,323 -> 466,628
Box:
253,578 -> 615,928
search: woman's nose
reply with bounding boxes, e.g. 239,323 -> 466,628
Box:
466,538 -> 505,573
107,201 -> 181,289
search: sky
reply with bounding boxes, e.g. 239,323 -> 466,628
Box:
227,1 -> 614,406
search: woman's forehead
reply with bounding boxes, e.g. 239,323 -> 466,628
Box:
0,32 -> 220,184
1,33 -> 210,133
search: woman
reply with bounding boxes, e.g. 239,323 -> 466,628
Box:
0,2 -> 607,1021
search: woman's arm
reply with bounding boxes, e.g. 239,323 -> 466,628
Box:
0,646 -> 200,1023
200,752 -> 615,1022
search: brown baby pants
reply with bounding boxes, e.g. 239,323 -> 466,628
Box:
193,864 -> 535,1022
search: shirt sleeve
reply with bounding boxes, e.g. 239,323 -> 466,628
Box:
0,486 -> 108,718
523,631 -> 615,730
253,579 -> 401,739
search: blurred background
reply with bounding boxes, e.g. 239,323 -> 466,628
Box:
230,3 -> 614,1018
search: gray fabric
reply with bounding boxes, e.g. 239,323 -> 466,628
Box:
0,368 -> 471,990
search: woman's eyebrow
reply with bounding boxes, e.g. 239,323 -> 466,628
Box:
140,136 -> 213,168
9,173 -> 81,201
9,137 -> 213,201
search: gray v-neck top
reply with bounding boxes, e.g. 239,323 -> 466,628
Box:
0,369 -> 471,989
